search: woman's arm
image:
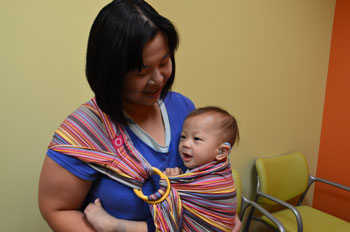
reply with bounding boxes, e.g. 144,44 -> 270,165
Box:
39,156 -> 148,232
38,156 -> 95,231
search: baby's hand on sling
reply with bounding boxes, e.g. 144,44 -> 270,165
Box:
164,167 -> 183,176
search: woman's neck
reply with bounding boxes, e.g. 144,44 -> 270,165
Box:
123,102 -> 159,122
123,102 -> 165,146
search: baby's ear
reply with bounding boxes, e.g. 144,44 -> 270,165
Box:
216,143 -> 231,161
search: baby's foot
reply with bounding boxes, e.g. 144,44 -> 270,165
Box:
84,198 -> 119,232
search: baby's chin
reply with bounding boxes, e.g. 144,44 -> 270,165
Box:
183,162 -> 196,170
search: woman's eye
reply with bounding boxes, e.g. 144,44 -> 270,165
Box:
136,70 -> 148,76
160,58 -> 170,67
132,66 -> 150,76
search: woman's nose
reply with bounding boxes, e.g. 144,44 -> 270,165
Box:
148,68 -> 163,85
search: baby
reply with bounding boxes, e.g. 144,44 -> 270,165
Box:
85,106 -> 239,232
164,106 -> 239,176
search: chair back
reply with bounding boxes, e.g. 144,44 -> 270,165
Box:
231,168 -> 242,214
255,152 -> 309,205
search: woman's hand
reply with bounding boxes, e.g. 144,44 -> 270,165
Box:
85,198 -> 147,232
232,214 -> 242,232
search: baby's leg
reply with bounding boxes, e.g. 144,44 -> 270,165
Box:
84,198 -> 120,232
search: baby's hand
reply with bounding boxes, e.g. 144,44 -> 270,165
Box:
164,167 -> 183,176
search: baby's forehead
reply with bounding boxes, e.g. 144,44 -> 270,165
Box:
185,113 -> 223,130
187,111 -> 222,120
186,112 -> 223,126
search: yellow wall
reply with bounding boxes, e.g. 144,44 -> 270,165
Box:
0,0 -> 335,231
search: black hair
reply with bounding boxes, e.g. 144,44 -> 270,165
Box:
186,106 -> 240,147
86,0 -> 179,124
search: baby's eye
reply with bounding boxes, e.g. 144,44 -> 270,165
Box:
180,135 -> 186,140
194,137 -> 202,141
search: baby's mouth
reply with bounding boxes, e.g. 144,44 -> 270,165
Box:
182,152 -> 192,162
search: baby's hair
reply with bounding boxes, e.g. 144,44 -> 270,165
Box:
186,106 -> 239,146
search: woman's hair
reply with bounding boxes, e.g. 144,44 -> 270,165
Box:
86,0 -> 179,124
186,106 -> 240,147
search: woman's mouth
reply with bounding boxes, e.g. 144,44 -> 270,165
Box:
144,88 -> 162,98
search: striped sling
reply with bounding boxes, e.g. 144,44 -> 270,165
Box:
48,98 -> 236,232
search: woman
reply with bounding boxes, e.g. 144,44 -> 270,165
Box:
38,1 -> 241,231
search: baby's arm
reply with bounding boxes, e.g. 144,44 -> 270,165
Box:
163,167 -> 183,176
84,199 -> 147,232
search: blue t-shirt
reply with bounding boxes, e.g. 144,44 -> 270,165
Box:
47,92 -> 195,231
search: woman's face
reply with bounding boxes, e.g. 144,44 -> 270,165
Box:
122,32 -> 172,108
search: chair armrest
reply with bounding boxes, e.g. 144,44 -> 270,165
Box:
298,175 -> 350,205
256,188 -> 303,232
309,176 -> 350,191
241,196 -> 286,232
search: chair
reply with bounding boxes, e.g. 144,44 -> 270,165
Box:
251,152 -> 350,232
231,168 -> 286,232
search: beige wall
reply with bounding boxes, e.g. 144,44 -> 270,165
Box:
0,0 -> 335,231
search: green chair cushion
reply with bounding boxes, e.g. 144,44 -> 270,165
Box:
261,205 -> 350,232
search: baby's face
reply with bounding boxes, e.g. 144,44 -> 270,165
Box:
178,114 -> 222,169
